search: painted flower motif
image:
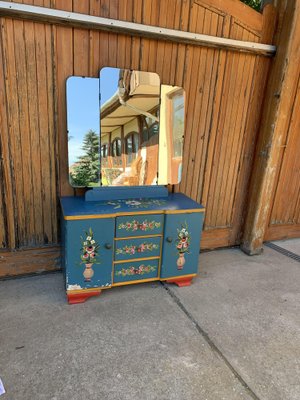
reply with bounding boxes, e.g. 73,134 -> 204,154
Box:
118,219 -> 161,232
116,242 -> 159,256
86,246 -> 95,253
125,200 -> 142,206
106,198 -> 167,209
140,222 -> 147,231
80,228 -> 100,266
176,223 -> 191,255
115,264 -> 156,276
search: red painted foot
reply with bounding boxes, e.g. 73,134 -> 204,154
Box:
67,290 -> 102,304
166,277 -> 193,287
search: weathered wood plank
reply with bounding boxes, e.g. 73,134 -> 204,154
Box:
108,0 -> 118,68
24,19 -> 44,244
89,0 -> 100,76
179,2 -> 203,195
218,27 -> 252,227
174,0 -> 190,87
268,75 -> 300,226
200,15 -> 231,213
230,4 -> 276,244
14,19 -> 37,245
46,22 -> 58,243
265,224 -> 300,242
241,0 -> 300,254
55,0 -> 73,197
194,0 -> 263,33
130,0 -> 142,70
99,0 -> 109,69
0,246 -> 61,278
0,18 -> 14,248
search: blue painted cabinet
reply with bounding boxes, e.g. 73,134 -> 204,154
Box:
61,190 -> 205,303
65,218 -> 114,291
160,213 -> 204,279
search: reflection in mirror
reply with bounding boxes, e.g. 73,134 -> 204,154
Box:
159,85 -> 185,185
100,68 -> 160,186
67,76 -> 100,188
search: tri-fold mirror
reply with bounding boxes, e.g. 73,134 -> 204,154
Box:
67,68 -> 185,188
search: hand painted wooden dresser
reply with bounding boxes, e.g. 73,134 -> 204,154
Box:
61,187 -> 204,304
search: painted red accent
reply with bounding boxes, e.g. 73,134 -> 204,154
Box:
166,277 -> 193,287
67,290 -> 102,304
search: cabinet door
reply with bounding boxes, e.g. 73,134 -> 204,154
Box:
160,213 -> 204,279
65,218 -> 114,290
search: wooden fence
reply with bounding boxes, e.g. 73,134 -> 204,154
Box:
0,0 -> 293,277
265,70 -> 300,241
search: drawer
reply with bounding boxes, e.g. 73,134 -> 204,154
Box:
114,236 -> 161,261
116,214 -> 164,238
113,259 -> 159,283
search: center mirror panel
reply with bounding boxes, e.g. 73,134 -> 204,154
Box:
99,68 -> 160,186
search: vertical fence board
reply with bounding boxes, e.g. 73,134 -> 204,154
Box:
0,18 -> 15,248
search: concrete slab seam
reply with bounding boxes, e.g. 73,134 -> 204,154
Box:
160,282 -> 261,400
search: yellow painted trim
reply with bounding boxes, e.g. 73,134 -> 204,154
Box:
64,214 -> 116,220
159,273 -> 197,281
66,286 -> 111,294
114,256 -> 160,264
157,224 -> 164,277
64,209 -> 204,220
165,209 -> 205,214
116,210 -> 164,217
114,234 -> 162,241
112,277 -> 159,287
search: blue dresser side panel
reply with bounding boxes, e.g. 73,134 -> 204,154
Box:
160,213 -> 204,279
60,213 -> 66,278
65,218 -> 114,290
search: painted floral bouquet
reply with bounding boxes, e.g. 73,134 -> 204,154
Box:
176,223 -> 191,254
80,228 -> 100,265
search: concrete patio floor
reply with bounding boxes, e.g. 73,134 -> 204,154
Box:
0,241 -> 299,400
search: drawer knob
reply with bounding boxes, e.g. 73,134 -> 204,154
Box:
166,237 -> 173,243
104,243 -> 112,249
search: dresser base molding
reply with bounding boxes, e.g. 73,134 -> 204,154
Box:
66,274 -> 197,303
67,288 -> 102,304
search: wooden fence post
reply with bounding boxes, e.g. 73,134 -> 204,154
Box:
241,0 -> 300,255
